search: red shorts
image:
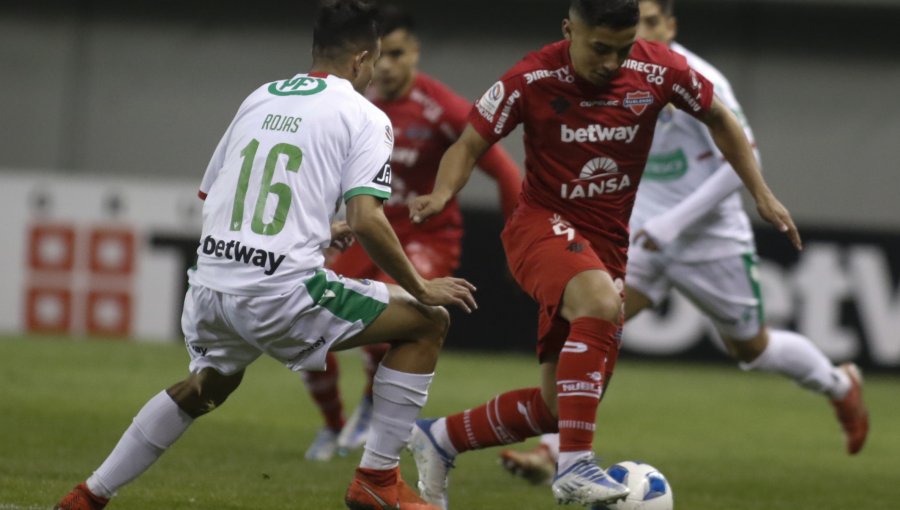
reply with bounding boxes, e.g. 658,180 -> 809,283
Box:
501,203 -> 626,361
328,234 -> 461,283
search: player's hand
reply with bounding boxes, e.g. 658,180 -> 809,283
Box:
632,229 -> 661,252
755,192 -> 802,251
416,277 -> 478,313
329,220 -> 355,252
409,193 -> 450,224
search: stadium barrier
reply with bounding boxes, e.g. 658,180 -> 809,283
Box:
2,172 -> 898,370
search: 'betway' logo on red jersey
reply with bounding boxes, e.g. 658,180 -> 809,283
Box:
561,124 -> 639,144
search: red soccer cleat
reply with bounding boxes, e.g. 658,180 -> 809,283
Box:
499,443 -> 557,486
831,363 -> 869,455
345,467 -> 441,510
54,483 -> 108,510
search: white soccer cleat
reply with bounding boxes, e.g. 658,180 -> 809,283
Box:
551,457 -> 630,506
337,396 -> 374,455
407,419 -> 455,510
304,427 -> 339,461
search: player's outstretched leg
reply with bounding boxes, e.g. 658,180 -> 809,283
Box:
735,328 -> 869,454
339,285 -> 449,510
54,368 -> 243,509
301,351 -> 345,461
408,386 -> 559,509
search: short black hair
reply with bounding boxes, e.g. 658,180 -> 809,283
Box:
379,4 -> 416,37
570,0 -> 640,28
640,0 -> 674,16
312,0 -> 381,61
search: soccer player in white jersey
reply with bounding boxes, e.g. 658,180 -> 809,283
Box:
52,2 -> 473,509
498,0 -> 869,485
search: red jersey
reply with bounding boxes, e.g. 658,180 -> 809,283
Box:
371,73 -> 520,241
469,39 -> 715,253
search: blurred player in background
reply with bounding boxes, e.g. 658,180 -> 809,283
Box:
498,0 -> 869,486
302,5 -> 522,462
53,2 -> 475,509
406,0 -> 803,507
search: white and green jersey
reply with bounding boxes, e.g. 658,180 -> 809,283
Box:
630,42 -> 755,261
191,73 -> 393,295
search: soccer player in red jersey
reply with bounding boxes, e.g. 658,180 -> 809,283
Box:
302,5 -> 522,461
406,0 -> 801,507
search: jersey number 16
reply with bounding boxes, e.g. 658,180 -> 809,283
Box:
230,138 -> 303,236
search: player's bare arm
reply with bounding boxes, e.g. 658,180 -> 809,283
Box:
347,194 -> 477,312
702,97 -> 803,250
410,125 -> 493,224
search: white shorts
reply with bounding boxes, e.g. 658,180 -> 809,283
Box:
626,246 -> 764,340
181,268 -> 390,375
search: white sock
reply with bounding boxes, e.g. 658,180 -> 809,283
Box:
557,450 -> 593,475
540,433 -> 560,462
740,329 -> 851,400
359,364 -> 432,470
86,391 -> 193,498
427,416 -> 458,457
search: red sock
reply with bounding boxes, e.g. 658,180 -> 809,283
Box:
556,317 -> 619,453
362,343 -> 390,398
301,351 -> 344,432
355,466 -> 398,487
446,387 -> 558,453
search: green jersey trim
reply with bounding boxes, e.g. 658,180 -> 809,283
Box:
741,253 -> 766,325
343,186 -> 390,203
304,270 -> 387,325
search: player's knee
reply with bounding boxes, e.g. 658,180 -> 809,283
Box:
167,368 -> 243,418
725,328 -> 768,363
571,293 -> 621,322
422,305 -> 450,347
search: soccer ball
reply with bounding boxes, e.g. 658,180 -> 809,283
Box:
593,461 -> 673,510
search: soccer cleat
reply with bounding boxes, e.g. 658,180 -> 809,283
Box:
345,467 -> 441,510
499,444 -> 557,485
831,363 -> 869,455
305,427 -> 340,461
54,482 -> 109,510
407,419 -> 455,510
338,396 -> 374,455
551,457 -> 630,506
397,479 -> 443,510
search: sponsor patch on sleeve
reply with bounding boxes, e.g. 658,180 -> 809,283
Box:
372,160 -> 392,186
476,81 -> 505,121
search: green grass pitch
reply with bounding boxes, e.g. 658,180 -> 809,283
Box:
1,336 -> 898,509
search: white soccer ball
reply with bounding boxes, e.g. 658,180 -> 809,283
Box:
595,461 -> 674,510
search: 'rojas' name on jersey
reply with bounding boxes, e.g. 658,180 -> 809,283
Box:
201,235 -> 286,275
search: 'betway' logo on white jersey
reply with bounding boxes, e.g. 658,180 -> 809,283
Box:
561,124 -> 640,144
201,235 -> 286,275
524,66 -> 574,84
560,157 -> 632,199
